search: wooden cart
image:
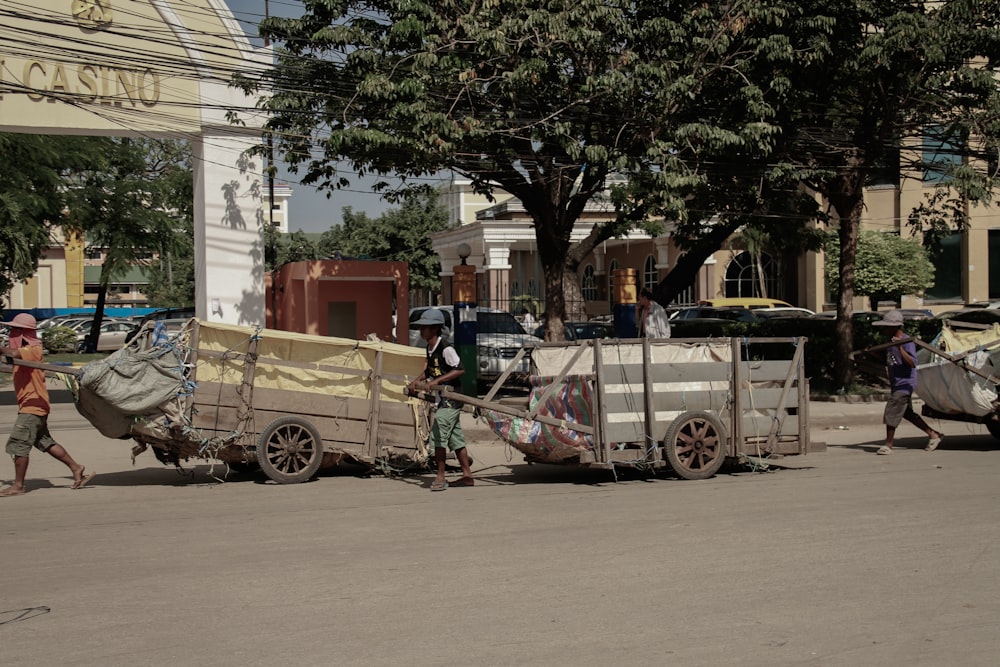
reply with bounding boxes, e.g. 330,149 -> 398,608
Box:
438,336 -> 822,480
66,319 -> 433,484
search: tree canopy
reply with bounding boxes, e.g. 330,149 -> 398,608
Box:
248,0 -> 829,338
779,0 -> 1000,386
318,190 -> 452,294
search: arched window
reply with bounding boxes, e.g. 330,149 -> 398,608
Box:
582,264 -> 597,301
643,255 -> 658,290
608,259 -> 619,306
724,251 -> 778,298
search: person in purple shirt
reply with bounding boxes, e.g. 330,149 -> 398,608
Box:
871,310 -> 943,455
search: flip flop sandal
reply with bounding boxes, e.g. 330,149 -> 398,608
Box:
430,480 -> 449,491
451,477 -> 475,487
0,487 -> 26,497
72,471 -> 96,489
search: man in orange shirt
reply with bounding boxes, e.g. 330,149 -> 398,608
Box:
1,313 -> 94,496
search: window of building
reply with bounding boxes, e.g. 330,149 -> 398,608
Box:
925,231 -> 962,301
674,283 -> 696,306
724,251 -> 778,298
582,264 -> 597,301
923,124 -> 964,184
643,255 -> 657,290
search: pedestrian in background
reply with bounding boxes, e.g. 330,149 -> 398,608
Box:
871,309 -> 943,455
638,288 -> 671,339
520,307 -> 536,330
1,313 -> 95,496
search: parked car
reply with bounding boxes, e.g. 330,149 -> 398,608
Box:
670,306 -> 761,323
697,297 -> 794,309
408,306 -> 542,388
754,307 -> 816,319
532,321 -> 615,341
125,306 -> 197,344
77,320 -> 137,352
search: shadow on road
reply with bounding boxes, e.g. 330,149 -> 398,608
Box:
831,432 -> 999,453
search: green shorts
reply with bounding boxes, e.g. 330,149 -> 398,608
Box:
6,413 -> 57,458
430,407 -> 467,452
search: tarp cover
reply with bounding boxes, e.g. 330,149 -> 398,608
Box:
194,321 -> 426,404
481,375 -> 595,463
916,325 -> 1000,417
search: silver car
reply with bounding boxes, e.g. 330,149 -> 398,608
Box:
408,306 -> 541,388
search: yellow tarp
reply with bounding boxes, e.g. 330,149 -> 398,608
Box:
193,320 -> 426,403
936,323 -> 1000,353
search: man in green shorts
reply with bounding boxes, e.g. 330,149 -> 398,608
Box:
407,309 -> 473,491
2,313 -> 94,496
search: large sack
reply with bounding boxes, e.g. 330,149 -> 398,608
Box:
78,344 -> 186,416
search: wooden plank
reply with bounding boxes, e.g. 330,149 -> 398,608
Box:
410,388 -> 595,435
601,387 -> 798,415
207,407 -> 374,446
765,343 -> 804,449
730,337 -> 743,458
482,346 -> 528,402
642,337 -> 661,464
603,362 -> 732,385
603,390 -> 731,415
742,414 -> 799,437
738,360 -> 798,383
192,382 -> 416,426
594,339 -> 610,461
364,349 -> 384,459
605,420 -> 645,444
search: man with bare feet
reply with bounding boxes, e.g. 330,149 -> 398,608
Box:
406,309 -> 474,491
1,313 -> 94,496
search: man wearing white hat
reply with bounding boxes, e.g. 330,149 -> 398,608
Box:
871,309 -> 943,455
1,313 -> 94,496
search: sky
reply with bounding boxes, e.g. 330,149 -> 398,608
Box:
224,0 -> 395,233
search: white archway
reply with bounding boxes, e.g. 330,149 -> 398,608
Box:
1,1 -> 269,324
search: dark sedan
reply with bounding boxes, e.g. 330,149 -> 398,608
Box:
533,321 -> 614,341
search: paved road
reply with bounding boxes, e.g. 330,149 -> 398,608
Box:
2,390 -> 999,666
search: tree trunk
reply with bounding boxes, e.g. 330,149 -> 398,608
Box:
86,267 -> 111,353
541,252 -> 568,342
652,219 -> 742,305
832,192 -> 865,390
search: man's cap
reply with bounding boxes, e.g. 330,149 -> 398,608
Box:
0,313 -> 38,330
413,309 -> 446,327
872,310 -> 904,327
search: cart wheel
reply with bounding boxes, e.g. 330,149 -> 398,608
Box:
663,411 -> 728,480
986,418 -> 1000,441
257,416 -> 324,484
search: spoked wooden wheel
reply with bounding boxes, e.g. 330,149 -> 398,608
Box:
257,416 -> 324,484
663,411 -> 728,480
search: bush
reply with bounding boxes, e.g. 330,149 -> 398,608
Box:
42,326 -> 79,354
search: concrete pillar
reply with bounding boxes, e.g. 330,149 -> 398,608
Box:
192,133 -> 265,326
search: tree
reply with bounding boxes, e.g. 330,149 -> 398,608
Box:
264,228 -> 320,271
783,0 -> 1000,388
318,190 -> 453,298
247,0 -> 830,339
66,138 -> 191,351
825,231 -> 935,310
0,134 -> 100,306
